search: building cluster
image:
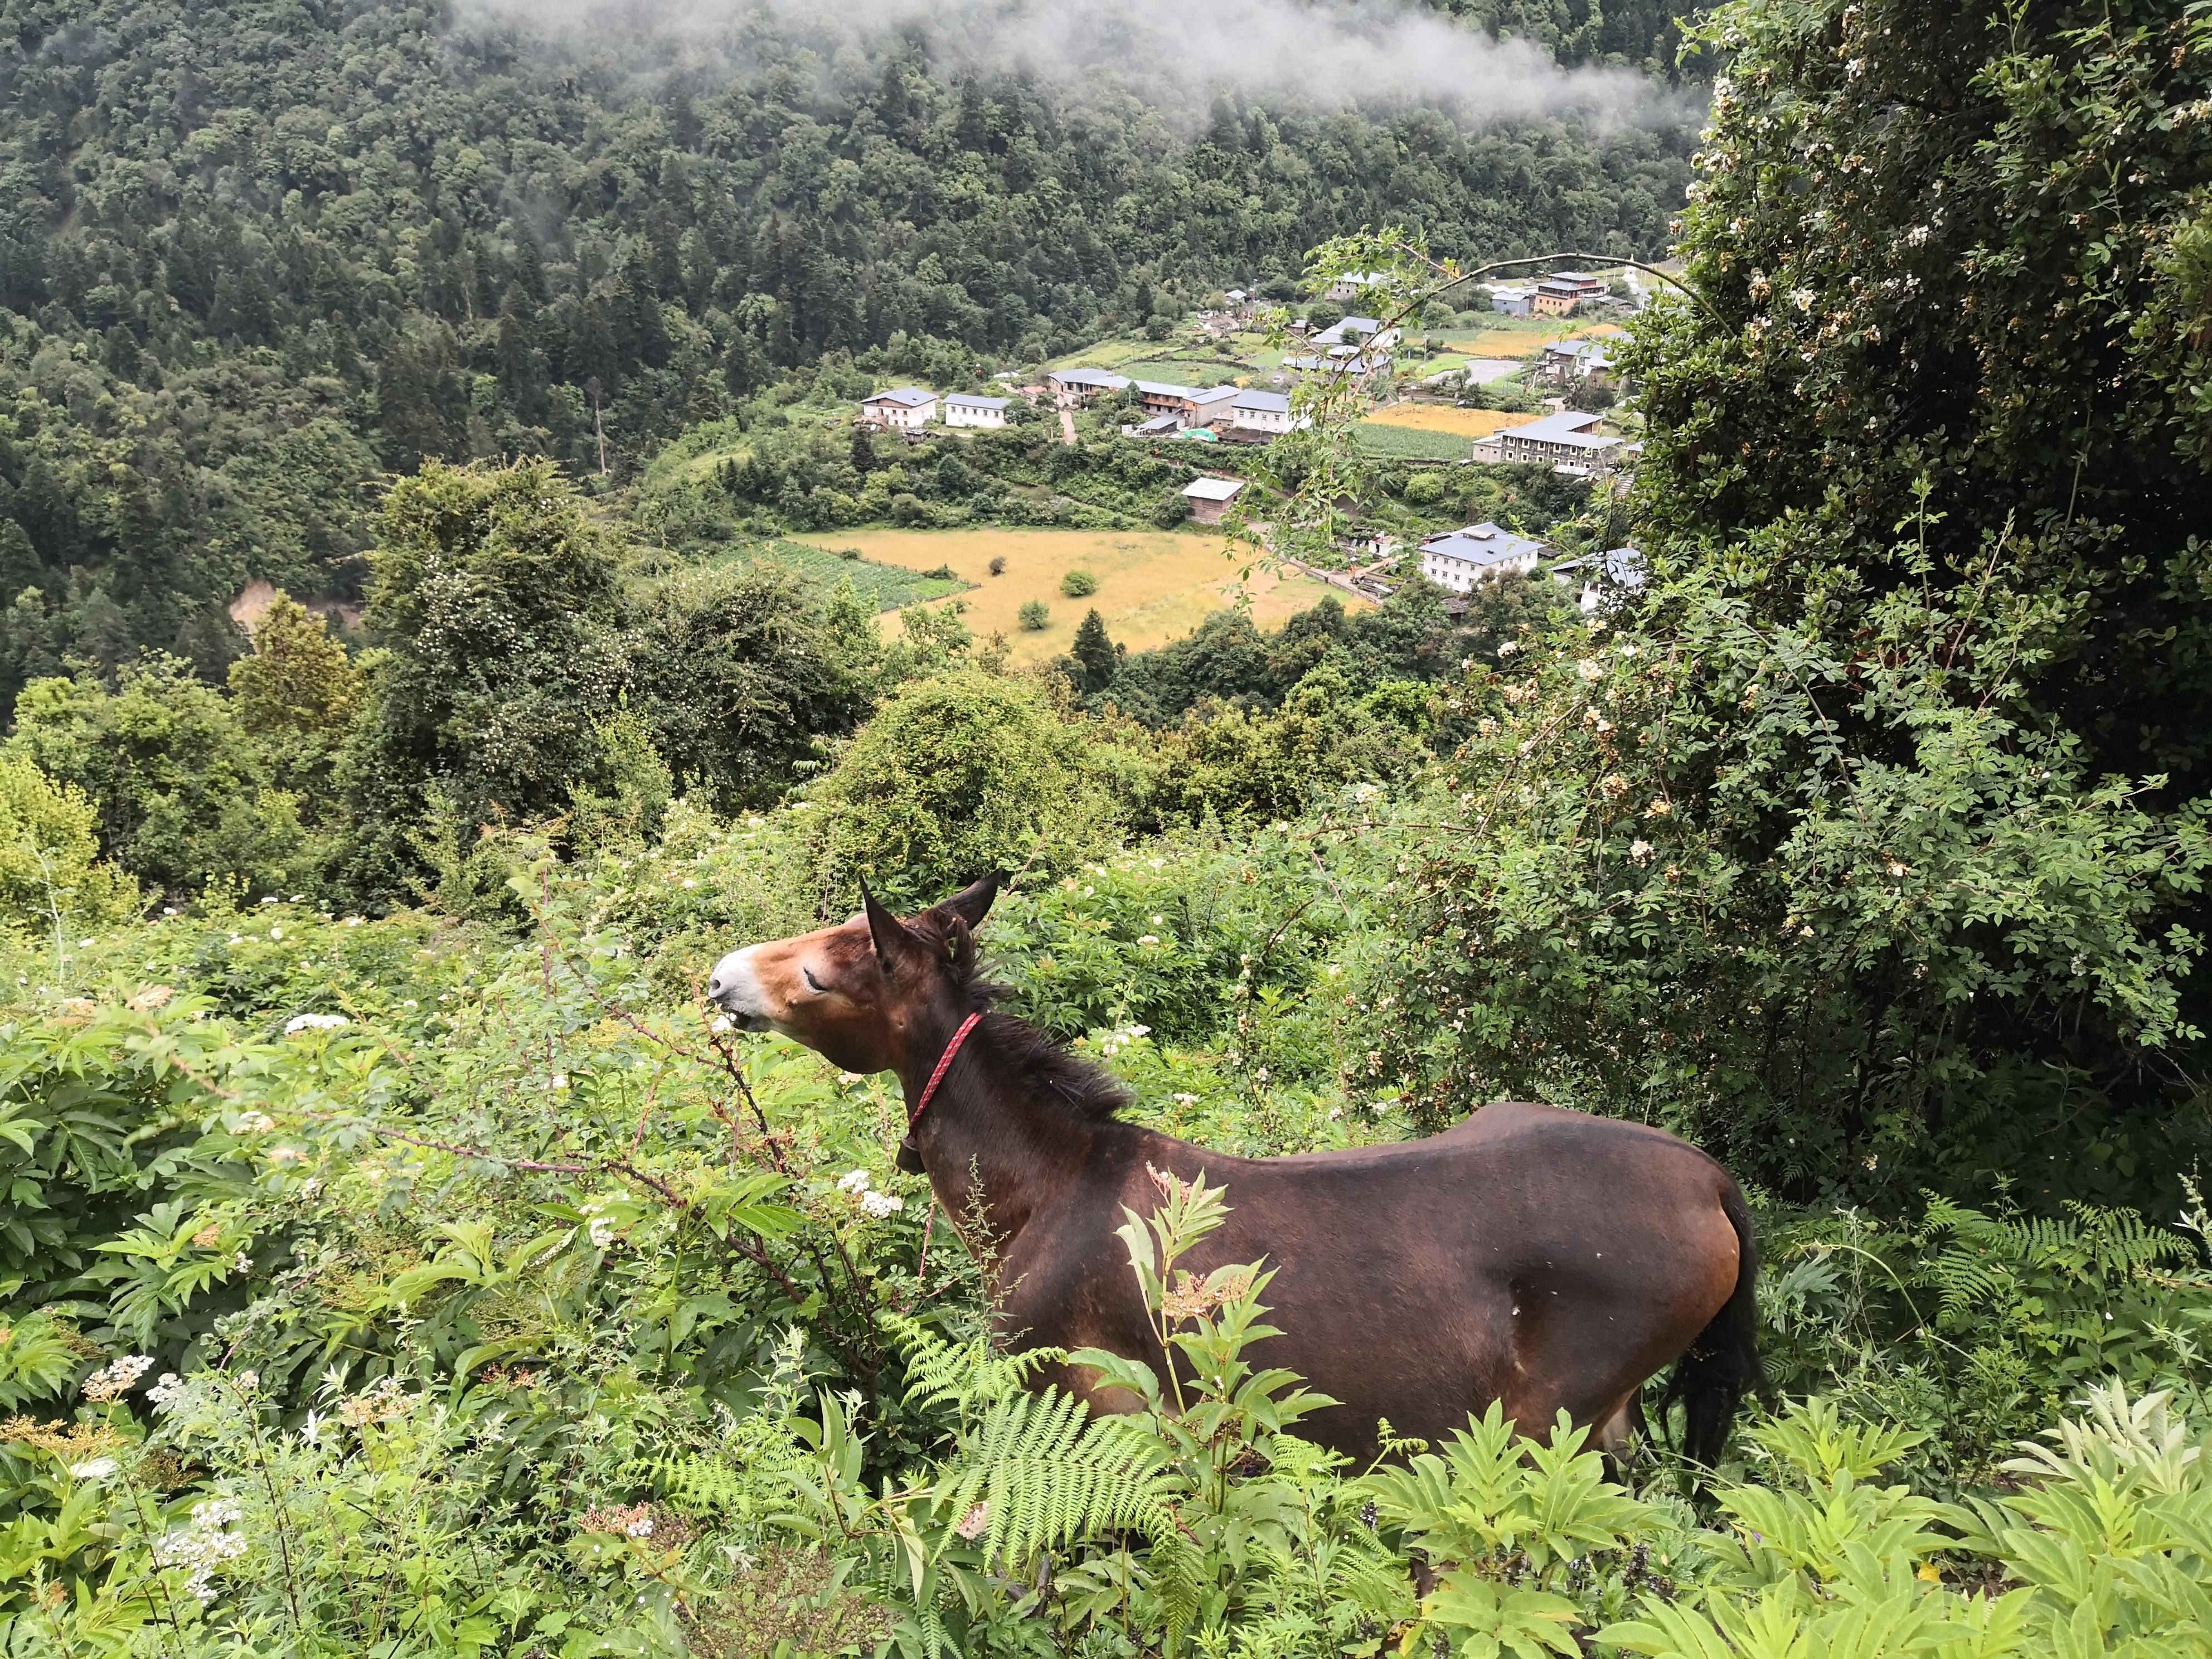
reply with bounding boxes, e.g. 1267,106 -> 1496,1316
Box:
856,387 -> 1015,431
1045,368 -> 1309,442
1486,270 -> 1623,319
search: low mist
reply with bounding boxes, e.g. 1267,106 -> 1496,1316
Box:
457,0 -> 1694,129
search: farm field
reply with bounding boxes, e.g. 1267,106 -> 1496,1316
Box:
1440,321 -> 1624,358
1354,421 -> 1476,461
794,527 -> 1354,661
710,537 -> 968,611
1366,404 -> 1530,437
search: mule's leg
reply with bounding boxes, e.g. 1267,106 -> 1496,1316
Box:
1596,1388 -> 1646,1482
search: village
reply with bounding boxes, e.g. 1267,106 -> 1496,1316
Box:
841,264 -> 1647,617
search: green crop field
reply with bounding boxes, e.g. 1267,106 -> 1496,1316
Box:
1353,421 -> 1473,462
710,537 -> 971,612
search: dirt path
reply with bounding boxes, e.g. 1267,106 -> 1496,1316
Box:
1059,408 -> 1077,445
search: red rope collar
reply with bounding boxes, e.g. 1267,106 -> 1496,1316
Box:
909,1011 -> 983,1132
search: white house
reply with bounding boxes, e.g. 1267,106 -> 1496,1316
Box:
1326,271 -> 1388,302
860,387 -> 938,429
1471,409 -> 1625,477
1418,523 -> 1544,593
1540,339 -> 1614,385
1189,385 -> 1241,425
944,393 -> 1011,429
1229,389 -> 1305,434
1488,283 -> 1536,318
1311,316 -> 1401,351
1551,546 -> 1646,612
1181,476 -> 1245,523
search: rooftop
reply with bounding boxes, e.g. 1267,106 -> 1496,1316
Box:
1233,389 -> 1292,413
1049,367 -> 1132,388
1553,546 -> 1646,588
864,386 -> 937,406
944,393 -> 1010,409
1496,410 -> 1622,449
1421,522 -> 1545,566
1181,476 -> 1245,501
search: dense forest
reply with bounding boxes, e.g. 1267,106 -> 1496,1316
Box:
8,0 -> 2212,1654
0,0 -> 1694,687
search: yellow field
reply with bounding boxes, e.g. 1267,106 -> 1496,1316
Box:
795,528 -> 1355,662
1445,322 -> 1625,360
1365,404 -> 1529,438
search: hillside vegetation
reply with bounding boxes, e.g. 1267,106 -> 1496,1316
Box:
1,0 -> 2211,1654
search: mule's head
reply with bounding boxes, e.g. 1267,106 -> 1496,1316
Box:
705,874 -> 1003,1076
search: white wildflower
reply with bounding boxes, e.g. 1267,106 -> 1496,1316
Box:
955,1502 -> 991,1541
1789,287 -> 1817,312
1575,658 -> 1604,682
235,1111 -> 276,1134
1630,840 -> 1655,866
81,1354 -> 156,1401
267,1147 -> 308,1166
69,1457 -> 118,1480
147,1372 -> 188,1413
837,1169 -> 872,1195
860,1190 -> 905,1219
1172,1093 -> 1200,1106
283,1012 -> 348,1035
153,1496 -> 250,1601
710,1015 -> 733,1034
550,1074 -> 569,1089
1136,935 -> 1160,947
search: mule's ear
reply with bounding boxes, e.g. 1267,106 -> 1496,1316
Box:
860,879 -> 924,973
935,870 -> 1005,932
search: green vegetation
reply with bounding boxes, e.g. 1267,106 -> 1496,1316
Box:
6,0 -> 2212,1652
1058,570 -> 1099,599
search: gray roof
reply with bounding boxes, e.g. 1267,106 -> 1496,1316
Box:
1136,380 -> 1203,400
1312,316 -> 1384,346
865,386 -> 937,407
1190,385 -> 1239,405
1497,410 -> 1622,450
1049,368 -> 1132,389
1133,413 -> 1182,434
1181,476 -> 1245,502
944,393 -> 1010,409
1233,390 -> 1292,413
1421,522 -> 1544,567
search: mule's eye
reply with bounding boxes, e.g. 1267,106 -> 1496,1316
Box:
802,967 -> 828,995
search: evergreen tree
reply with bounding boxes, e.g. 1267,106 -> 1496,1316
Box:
1072,608 -> 1118,693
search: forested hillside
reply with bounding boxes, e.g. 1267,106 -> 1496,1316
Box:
0,0 -> 1694,688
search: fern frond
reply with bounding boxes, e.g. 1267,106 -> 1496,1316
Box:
933,1387 -> 1177,1566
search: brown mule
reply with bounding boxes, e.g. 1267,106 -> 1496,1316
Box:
708,874 -> 1762,1464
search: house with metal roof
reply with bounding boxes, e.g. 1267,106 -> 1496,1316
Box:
1540,339 -> 1616,385
1180,476 -> 1246,523
1418,523 -> 1545,593
1311,316 -> 1403,351
1047,367 -> 1133,402
944,392 -> 1012,429
1471,409 -> 1626,476
1229,389 -> 1306,435
860,386 -> 938,429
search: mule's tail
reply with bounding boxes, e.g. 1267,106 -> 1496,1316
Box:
1662,1181 -> 1764,1470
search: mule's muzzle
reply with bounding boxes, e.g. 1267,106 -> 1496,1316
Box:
706,947 -> 775,1031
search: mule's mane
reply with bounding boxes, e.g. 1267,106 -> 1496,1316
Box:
908,906 -> 1129,1121
972,995 -> 1132,1122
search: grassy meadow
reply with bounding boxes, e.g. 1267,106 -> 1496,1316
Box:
795,527 -> 1354,659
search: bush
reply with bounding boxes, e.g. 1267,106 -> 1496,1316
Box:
989,556 -> 1007,575
1019,599 -> 1051,630
1060,569 -> 1099,598
807,669 -> 1127,905
0,756 -> 139,937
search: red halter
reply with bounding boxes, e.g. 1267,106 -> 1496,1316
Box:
909,1011 -> 983,1132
